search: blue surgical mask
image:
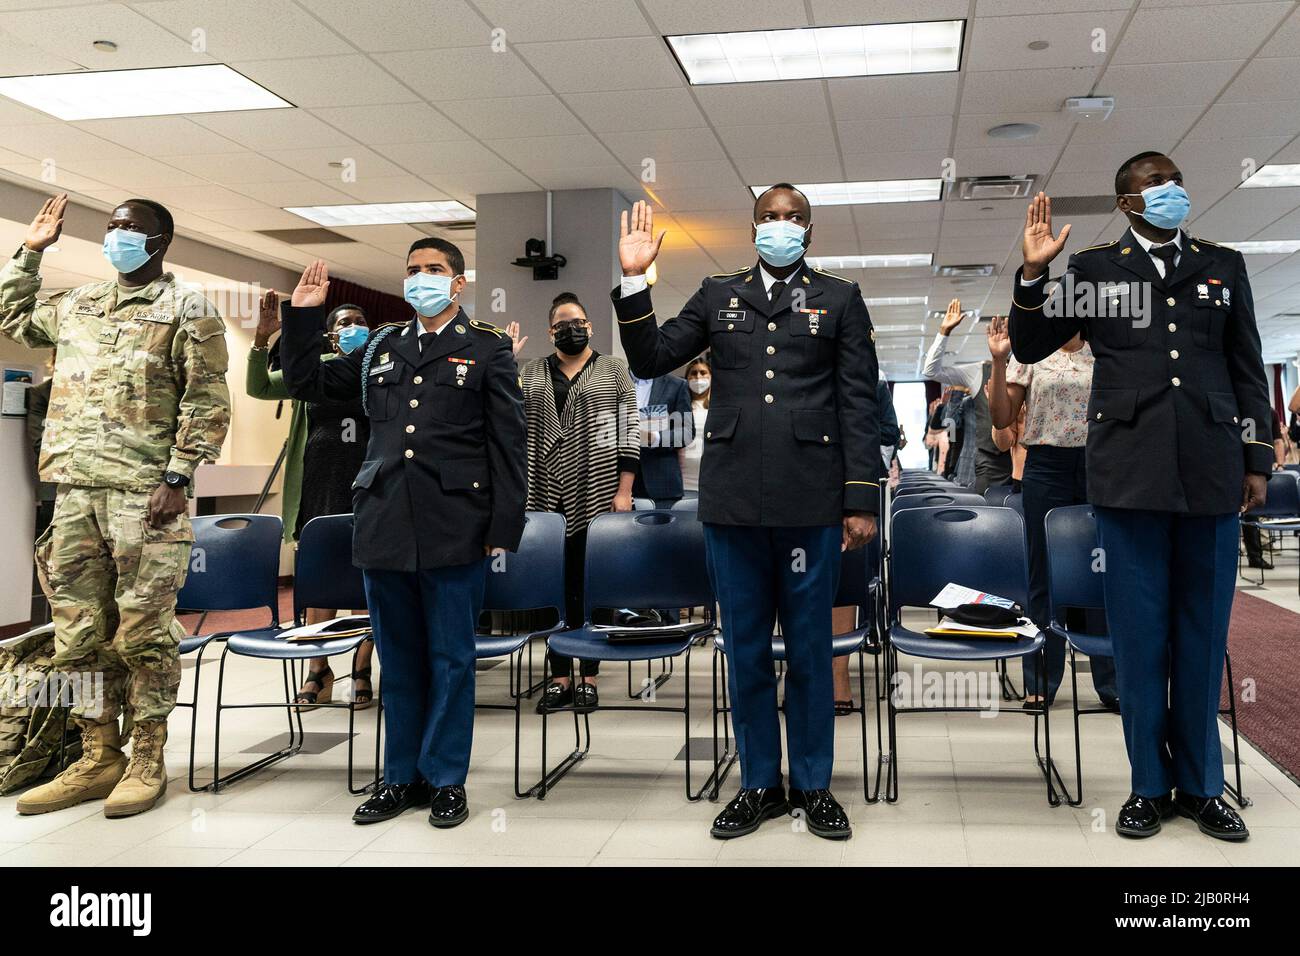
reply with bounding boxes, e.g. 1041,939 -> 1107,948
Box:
403,272 -> 459,317
1125,181 -> 1190,231
335,324 -> 368,354
753,220 -> 807,268
102,228 -> 160,273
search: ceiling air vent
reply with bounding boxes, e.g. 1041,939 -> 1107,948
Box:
948,175 -> 1036,201
255,228 -> 356,245
935,263 -> 996,278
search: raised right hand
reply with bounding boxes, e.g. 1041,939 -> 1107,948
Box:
619,200 -> 666,277
25,194 -> 67,252
254,288 -> 281,345
291,260 -> 329,309
987,315 -> 1012,361
939,298 -> 964,336
1022,192 -> 1071,281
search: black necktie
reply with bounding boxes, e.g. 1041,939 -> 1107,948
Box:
769,279 -> 786,304
419,331 -> 435,353
1150,243 -> 1178,277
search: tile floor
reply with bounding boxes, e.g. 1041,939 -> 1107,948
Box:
3,548 -> 1298,867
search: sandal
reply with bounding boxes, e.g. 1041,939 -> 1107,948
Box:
352,666 -> 374,710
834,699 -> 854,717
294,667 -> 334,711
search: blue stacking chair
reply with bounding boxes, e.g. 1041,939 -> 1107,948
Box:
478,511 -> 567,799
883,506 -> 1065,805
174,514 -> 283,792
670,497 -> 699,512
1238,471 -> 1300,588
534,510 -> 721,800
1044,505 -> 1248,808
631,497 -> 657,511
891,491 -> 986,514
210,514 -> 376,794
983,483 -> 1017,506
709,534 -> 885,803
894,482 -> 960,497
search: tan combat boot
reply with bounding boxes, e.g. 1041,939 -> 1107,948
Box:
104,720 -> 168,818
16,719 -> 126,814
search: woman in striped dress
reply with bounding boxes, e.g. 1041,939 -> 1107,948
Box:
520,292 -> 640,711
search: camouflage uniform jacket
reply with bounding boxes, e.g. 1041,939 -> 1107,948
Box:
0,245 -> 231,492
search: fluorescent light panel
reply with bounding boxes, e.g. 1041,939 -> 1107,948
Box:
0,64 -> 292,120
751,179 -> 942,205
862,296 -> 928,307
285,201 -> 476,227
1221,240 -> 1300,254
668,20 -> 964,85
1239,164 -> 1300,188
807,254 -> 933,269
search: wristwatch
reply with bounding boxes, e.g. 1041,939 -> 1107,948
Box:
163,471 -> 190,489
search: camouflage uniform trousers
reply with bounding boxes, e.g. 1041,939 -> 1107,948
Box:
34,485 -> 192,725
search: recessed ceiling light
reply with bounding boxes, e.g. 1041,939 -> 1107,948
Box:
1239,164 -> 1300,188
807,254 -> 933,269
284,201 -> 476,227
667,20 -> 965,85
0,63 -> 292,120
751,179 -> 942,206
862,296 -> 928,307
987,122 -> 1040,140
1028,40 -> 1050,51
1220,240 -> 1300,254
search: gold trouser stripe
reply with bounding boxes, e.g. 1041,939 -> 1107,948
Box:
846,480 -> 879,487
618,311 -> 654,325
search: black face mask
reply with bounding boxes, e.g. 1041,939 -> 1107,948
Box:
553,324 -> 589,355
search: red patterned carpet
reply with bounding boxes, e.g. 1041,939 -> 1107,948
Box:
1223,590 -> 1300,782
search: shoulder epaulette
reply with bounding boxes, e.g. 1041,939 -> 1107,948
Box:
813,267 -> 853,284
1077,240 -> 1118,253
708,267 -> 749,278
469,318 -> 505,338
1189,237 -> 1225,248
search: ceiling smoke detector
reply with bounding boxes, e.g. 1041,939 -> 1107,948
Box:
1063,96 -> 1114,121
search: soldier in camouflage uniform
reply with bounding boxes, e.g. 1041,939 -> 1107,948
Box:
0,193 -> 230,817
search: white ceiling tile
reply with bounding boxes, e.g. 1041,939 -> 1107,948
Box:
190,109 -> 355,150
431,170 -> 542,197
135,184 -> 269,212
336,175 -> 452,204
960,67 -> 1100,113
377,47 -> 547,100
207,206 -> 323,230
600,128 -> 727,165
695,80 -> 832,126
955,111 -> 1075,148
1258,8 -> 1300,56
134,0 -> 354,60
0,164 -> 112,193
650,159 -> 746,190
436,96 -> 585,140
828,73 -> 961,120
840,116 -> 954,154
165,151 -> 301,184
1112,3 -> 1292,65
234,179 -> 358,207
966,11 -> 1128,71
516,37 -> 685,93
0,123 -> 135,162
60,154 -> 209,188
651,186 -> 755,212
473,0 -> 653,41
486,134 -> 619,170
70,116 -> 248,156
0,1 -> 206,69
947,145 -> 1061,177
562,88 -> 708,132
531,166 -> 643,191
715,122 -> 837,158
1096,60 -> 1242,109
261,145 -> 409,182
811,0 -> 970,23
1218,56 -> 1300,102
736,156 -> 846,185
301,0 -> 488,52
379,140 -> 516,177
309,103 -> 467,145
1083,106 -> 1204,144
842,150 -> 951,180
1184,100 -> 1300,140
638,0 -> 810,34
0,25 -> 99,77
230,56 -> 421,108
975,1 -> 1135,14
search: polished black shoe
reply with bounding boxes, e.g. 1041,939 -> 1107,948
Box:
710,786 -> 789,840
1099,697 -> 1121,714
1174,792 -> 1249,842
789,788 -> 852,840
428,785 -> 469,829
352,780 -> 430,825
1115,792 -> 1174,838
1247,557 -> 1273,570
574,682 -> 599,710
536,681 -> 572,714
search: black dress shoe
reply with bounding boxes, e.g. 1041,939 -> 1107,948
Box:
1174,792 -> 1249,842
789,788 -> 852,840
536,681 -> 572,714
429,785 -> 469,828
352,780 -> 430,825
1115,792 -> 1174,838
574,682 -> 599,710
710,786 -> 789,840
1099,697 -> 1121,714
1247,557 -> 1273,570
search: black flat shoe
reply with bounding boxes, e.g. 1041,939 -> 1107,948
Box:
352,780 -> 430,825
575,682 -> 598,710
1247,558 -> 1273,570
710,785 -> 789,840
789,788 -> 852,840
1099,697 -> 1121,714
428,785 -> 469,829
1115,792 -> 1173,838
1173,792 -> 1249,842
536,681 -> 572,714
